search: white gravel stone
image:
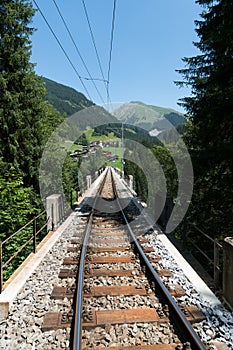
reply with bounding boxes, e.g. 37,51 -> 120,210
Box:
144,229 -> 233,348
0,214 -> 85,350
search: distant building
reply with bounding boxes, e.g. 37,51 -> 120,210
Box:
96,140 -> 103,148
90,141 -> 96,147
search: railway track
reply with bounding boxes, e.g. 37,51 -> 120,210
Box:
42,168 -> 207,349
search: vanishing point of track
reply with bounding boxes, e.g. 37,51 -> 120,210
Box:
43,168 -> 207,350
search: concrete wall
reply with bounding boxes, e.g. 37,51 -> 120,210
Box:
223,237 -> 233,310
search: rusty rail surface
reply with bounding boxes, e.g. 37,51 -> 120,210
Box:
110,169 -> 206,350
72,168 -> 108,350
71,167 -> 206,349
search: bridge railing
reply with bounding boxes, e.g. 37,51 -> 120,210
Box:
182,220 -> 223,290
0,211 -> 49,294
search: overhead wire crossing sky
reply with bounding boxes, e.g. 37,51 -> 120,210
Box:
33,0 -> 119,107
32,0 -> 93,102
31,1 -> 201,111
81,0 -> 108,90
51,0 -> 106,105
107,0 -> 117,105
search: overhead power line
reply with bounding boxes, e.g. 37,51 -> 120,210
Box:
81,0 -> 107,88
107,0 -> 117,104
32,0 -> 93,102
51,0 -> 106,105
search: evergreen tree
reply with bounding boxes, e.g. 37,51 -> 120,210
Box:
0,0 -> 54,190
0,158 -> 33,237
176,0 -> 233,237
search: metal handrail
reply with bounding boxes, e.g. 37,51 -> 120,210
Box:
187,221 -> 223,248
190,241 -> 213,264
2,210 -> 46,245
187,221 -> 215,243
3,235 -> 36,268
0,210 -> 48,293
185,220 -> 223,289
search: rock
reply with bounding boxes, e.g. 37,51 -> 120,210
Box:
135,338 -> 142,345
105,334 -> 112,342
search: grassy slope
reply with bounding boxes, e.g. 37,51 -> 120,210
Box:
135,101 -> 182,116
113,101 -> 185,131
102,146 -> 123,170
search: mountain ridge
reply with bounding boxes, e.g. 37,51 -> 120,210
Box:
130,101 -> 183,116
41,77 -> 118,130
41,77 -> 185,134
113,101 -> 185,132
41,77 -> 93,116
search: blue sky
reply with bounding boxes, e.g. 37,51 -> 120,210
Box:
31,0 -> 202,112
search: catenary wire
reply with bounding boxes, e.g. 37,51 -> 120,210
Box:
81,0 -> 114,112
81,0 -> 107,89
51,0 -> 106,105
107,0 -> 117,105
32,0 -> 93,102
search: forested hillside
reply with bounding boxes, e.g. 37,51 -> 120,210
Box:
124,0 -> 233,271
41,77 -> 118,130
42,77 -> 93,116
175,0 -> 233,239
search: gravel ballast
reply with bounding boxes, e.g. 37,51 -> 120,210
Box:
0,169 -> 232,349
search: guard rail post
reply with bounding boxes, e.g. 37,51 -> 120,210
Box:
128,175 -> 133,191
51,203 -> 54,231
214,238 -> 220,290
223,237 -> 233,309
46,195 -> 64,231
70,191 -> 73,209
86,175 -> 92,189
0,241 -> 2,293
33,216 -> 37,254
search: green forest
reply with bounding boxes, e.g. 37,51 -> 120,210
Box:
0,0 -> 97,282
0,0 -> 232,284
176,0 -> 233,240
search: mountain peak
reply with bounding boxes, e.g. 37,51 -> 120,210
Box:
113,101 -> 185,132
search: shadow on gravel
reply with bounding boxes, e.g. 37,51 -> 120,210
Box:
75,196 -> 157,240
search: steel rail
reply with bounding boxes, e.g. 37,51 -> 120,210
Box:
72,211 -> 93,349
72,168 -> 109,350
110,168 -> 206,350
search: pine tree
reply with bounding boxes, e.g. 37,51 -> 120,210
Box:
0,0 -> 52,190
176,0 -> 233,237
